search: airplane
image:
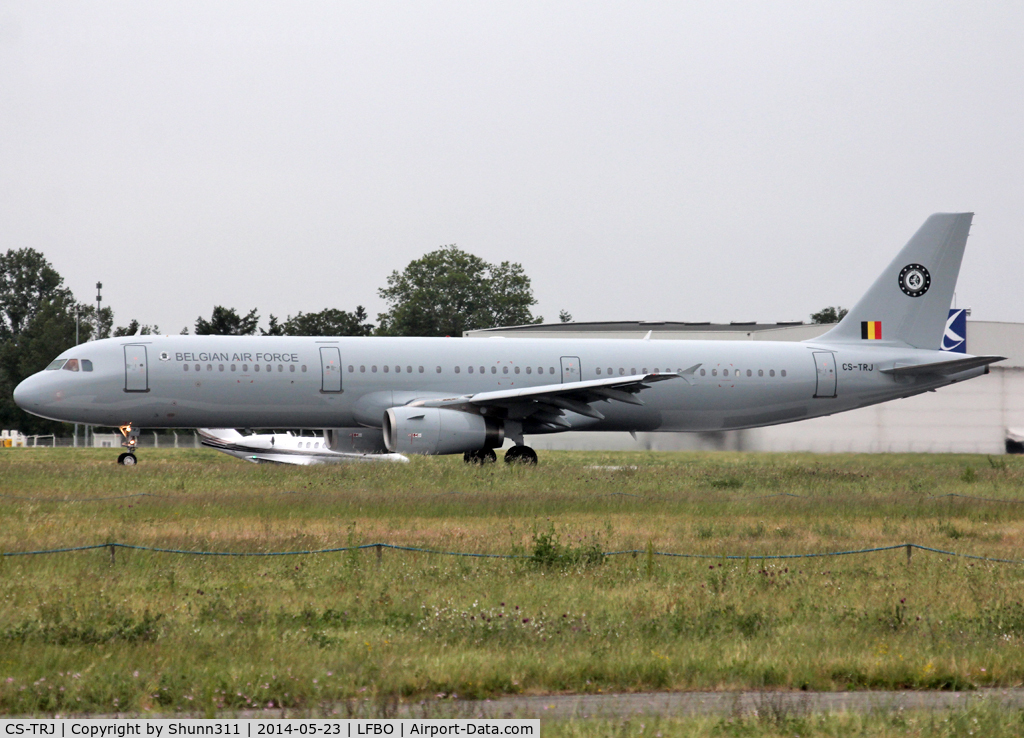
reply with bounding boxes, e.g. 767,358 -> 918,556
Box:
196,428 -> 409,465
13,213 -> 1005,466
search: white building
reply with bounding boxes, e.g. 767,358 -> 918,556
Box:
465,321 -> 1024,454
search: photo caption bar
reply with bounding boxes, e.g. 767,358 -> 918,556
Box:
0,721 -> 539,738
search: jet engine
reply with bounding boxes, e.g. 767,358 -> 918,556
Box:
383,406 -> 504,455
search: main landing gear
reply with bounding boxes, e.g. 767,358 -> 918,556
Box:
463,448 -> 498,464
117,423 -> 140,466
504,445 -> 538,465
463,445 -> 538,465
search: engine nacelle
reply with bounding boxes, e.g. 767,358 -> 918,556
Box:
383,406 -> 504,455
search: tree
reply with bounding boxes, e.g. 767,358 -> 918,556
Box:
87,306 -> 114,340
0,296 -> 87,434
0,249 -> 93,434
0,248 -> 74,340
262,307 -> 373,337
376,246 -> 542,337
113,319 -> 159,337
559,310 -> 573,323
194,307 -> 259,335
810,306 -> 848,324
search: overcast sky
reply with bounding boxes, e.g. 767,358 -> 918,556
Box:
1,2 -> 1021,334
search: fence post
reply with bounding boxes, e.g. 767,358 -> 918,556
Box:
109,543 -> 116,566
376,544 -> 383,568
906,544 -> 913,566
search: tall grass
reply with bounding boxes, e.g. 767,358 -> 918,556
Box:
1,448 -> 1023,715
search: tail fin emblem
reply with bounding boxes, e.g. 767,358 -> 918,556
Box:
898,264 -> 931,297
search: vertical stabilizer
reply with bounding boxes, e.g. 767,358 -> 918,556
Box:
816,213 -> 973,349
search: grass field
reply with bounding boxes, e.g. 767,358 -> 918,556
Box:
2,447 -> 1024,723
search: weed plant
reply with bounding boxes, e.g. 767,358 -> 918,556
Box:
1,448 -> 1024,715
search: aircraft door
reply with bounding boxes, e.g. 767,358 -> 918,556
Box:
813,351 -> 837,398
124,345 -> 149,392
320,347 -> 343,392
560,356 -> 581,383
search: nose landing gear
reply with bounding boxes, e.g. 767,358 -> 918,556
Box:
117,424 -> 140,466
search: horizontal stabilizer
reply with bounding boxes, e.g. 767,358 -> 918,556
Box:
880,355 -> 1005,377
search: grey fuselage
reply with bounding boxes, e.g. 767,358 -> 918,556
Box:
13,335 -> 983,433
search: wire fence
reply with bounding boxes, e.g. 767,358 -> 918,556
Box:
0,541 -> 1020,565
4,491 -> 1024,504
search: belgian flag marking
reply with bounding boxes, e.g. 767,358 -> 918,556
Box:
861,321 -> 882,340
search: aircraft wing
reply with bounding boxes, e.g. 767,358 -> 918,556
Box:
412,369 -> 693,429
880,355 -> 1005,377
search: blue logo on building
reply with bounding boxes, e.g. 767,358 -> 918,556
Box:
941,309 -> 967,353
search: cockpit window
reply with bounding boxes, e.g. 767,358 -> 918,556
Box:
45,359 -> 67,370
82,360 -> 94,372
63,359 -> 80,372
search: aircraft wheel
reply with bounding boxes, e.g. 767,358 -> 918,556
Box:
117,453 -> 138,466
464,449 -> 497,465
504,445 -> 538,465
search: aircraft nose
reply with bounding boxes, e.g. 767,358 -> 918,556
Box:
13,374 -> 43,412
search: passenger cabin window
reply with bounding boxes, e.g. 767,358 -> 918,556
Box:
242,364 -> 249,372
207,364 -> 213,372
419,366 -> 424,373
468,366 -> 474,374
184,364 -> 189,371
747,369 -> 752,377
231,364 -> 237,372
436,366 -> 441,373
781,370 -> 787,377
454,366 -> 460,373
372,366 -> 377,372
301,365 -> 307,372
407,366 -> 412,373
255,364 -> 260,372
769,370 -> 775,377
700,369 -> 705,376
383,365 -> 389,373
63,359 -> 79,372
82,360 -> 93,372
395,366 -> 400,373
596,367 -> 601,375
348,365 -> 354,372
360,366 -> 365,373
514,366 -> 520,374
527,367 -> 532,374
502,367 -> 508,374
491,367 -> 497,374
290,365 -> 295,372
758,369 -> 763,376
550,367 -> 555,374
219,364 -> 225,372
